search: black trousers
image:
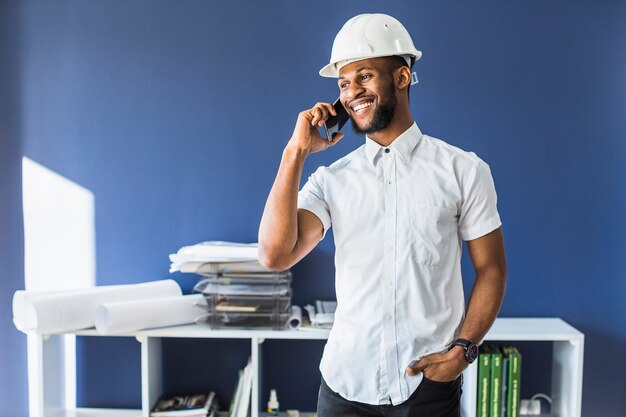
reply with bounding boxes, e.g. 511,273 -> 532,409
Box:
316,376 -> 462,417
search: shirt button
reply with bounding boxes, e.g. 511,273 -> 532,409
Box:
386,314 -> 392,321
389,246 -> 394,252
387,181 -> 392,185
384,148 -> 390,154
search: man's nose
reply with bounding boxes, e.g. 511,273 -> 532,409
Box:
345,83 -> 365,100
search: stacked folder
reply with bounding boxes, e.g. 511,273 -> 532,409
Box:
170,241 -> 294,330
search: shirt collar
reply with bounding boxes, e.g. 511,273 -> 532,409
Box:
364,123 -> 423,165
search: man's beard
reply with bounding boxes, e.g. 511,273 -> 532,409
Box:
350,85 -> 397,135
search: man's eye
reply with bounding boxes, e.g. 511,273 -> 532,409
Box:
361,74 -> 372,81
340,82 -> 349,89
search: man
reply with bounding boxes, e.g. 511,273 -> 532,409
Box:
258,13 -> 507,417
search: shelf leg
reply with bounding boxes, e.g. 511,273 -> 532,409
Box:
28,334 -> 76,417
459,361 -> 477,417
552,337 -> 584,417
139,336 -> 162,417
251,337 -> 264,417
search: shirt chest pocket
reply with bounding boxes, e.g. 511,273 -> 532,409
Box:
408,203 -> 458,266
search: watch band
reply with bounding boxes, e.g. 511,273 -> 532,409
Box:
451,338 -> 473,347
451,338 -> 478,363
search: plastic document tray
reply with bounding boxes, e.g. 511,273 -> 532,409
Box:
193,274 -> 292,297
196,311 -> 291,330
204,292 -> 292,315
197,270 -> 292,279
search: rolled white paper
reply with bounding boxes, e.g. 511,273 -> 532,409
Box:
13,288 -> 83,332
288,305 -> 302,329
95,294 -> 206,335
12,280 -> 182,334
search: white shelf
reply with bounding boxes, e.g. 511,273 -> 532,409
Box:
30,318 -> 583,417
215,412 -> 317,417
461,318 -> 584,417
486,317 -> 583,341
47,409 -> 141,417
70,317 -> 580,341
73,324 -> 331,340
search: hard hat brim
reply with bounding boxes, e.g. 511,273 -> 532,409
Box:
319,51 -> 422,78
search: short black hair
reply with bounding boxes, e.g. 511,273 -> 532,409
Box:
385,55 -> 414,97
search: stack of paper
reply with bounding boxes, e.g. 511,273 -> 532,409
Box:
169,241 -> 269,274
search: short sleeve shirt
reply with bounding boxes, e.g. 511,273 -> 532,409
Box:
297,123 -> 501,405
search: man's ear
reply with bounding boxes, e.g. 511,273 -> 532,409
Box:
395,66 -> 412,91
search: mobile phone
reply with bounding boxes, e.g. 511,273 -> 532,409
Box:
323,98 -> 350,141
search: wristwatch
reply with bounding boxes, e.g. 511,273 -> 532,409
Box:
450,338 -> 478,364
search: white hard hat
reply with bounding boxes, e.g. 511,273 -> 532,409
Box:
319,13 -> 422,78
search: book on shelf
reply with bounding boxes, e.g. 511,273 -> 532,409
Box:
489,344 -> 503,417
228,370 -> 244,417
228,358 -> 253,417
478,343 -> 522,417
237,360 -> 253,417
503,345 -> 521,417
501,348 -> 509,417
302,300 -> 337,328
315,300 -> 337,315
477,345 -> 491,417
150,391 -> 217,417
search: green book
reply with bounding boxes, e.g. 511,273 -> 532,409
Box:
476,345 -> 491,417
490,344 -> 503,417
505,346 -> 522,417
501,347 -> 508,417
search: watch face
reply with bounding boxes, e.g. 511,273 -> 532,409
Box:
468,344 -> 478,361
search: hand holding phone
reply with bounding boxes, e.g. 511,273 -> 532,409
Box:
287,101 -> 346,156
323,98 -> 350,141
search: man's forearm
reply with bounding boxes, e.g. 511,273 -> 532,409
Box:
457,265 -> 507,344
258,145 -> 307,269
258,103 -> 343,269
405,262 -> 506,379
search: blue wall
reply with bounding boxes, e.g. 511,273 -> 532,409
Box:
0,2 -> 28,417
1,1 -> 625,416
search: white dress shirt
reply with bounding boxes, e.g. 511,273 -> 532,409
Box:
297,123 -> 501,405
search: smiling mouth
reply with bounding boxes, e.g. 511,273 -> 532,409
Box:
350,100 -> 374,115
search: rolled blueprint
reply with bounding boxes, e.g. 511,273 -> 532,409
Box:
13,280 -> 182,334
288,305 -> 302,329
95,294 -> 206,335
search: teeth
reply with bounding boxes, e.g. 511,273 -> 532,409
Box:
353,101 -> 372,112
